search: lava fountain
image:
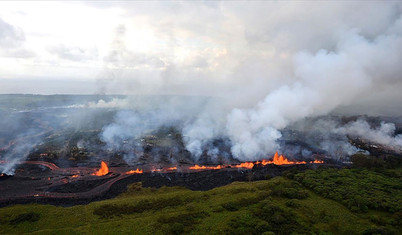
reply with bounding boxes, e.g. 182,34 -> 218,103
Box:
259,152 -> 307,165
94,161 -> 109,176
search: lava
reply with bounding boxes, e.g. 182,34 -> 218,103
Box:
0,152 -> 327,207
126,169 -> 143,174
166,166 -> 177,171
259,152 -> 307,165
93,161 -> 109,176
1,152 -> 323,179
150,166 -> 177,172
233,162 -> 255,169
196,152 -> 322,170
189,165 -> 224,170
118,152 -> 323,174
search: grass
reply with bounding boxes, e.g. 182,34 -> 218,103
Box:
0,171 -> 401,234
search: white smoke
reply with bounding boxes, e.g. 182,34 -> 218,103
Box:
225,28 -> 402,160
0,130 -> 43,175
335,120 -> 402,151
86,98 -> 129,109
181,101 -> 229,160
287,117 -> 402,159
95,2 -> 402,161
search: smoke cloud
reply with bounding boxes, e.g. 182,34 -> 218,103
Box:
226,30 -> 402,159
96,2 -> 402,161
335,120 -> 402,151
0,131 -> 43,175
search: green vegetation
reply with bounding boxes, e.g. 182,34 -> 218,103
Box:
1,169 -> 401,234
351,153 -> 402,169
294,168 -> 402,213
9,212 -> 41,225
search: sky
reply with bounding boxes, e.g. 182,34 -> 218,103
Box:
0,1 -> 401,102
0,1 -> 231,94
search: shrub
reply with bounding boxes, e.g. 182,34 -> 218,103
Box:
157,210 -> 208,225
370,215 -> 396,226
251,200 -> 310,235
94,195 -> 194,218
295,169 -> 402,213
270,181 -> 309,199
226,213 -> 268,235
283,168 -> 300,179
212,206 -> 224,213
229,187 -> 256,194
9,212 -> 40,225
221,202 -> 239,211
157,210 -> 208,235
220,196 -> 263,211
285,199 -> 301,208
169,223 -> 184,235
392,210 -> 402,225
261,232 -> 275,235
362,226 -> 398,235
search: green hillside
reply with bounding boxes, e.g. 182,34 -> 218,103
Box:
0,168 -> 401,235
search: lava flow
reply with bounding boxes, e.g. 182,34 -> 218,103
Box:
166,166 -> 177,171
189,165 -> 224,170
90,152 -> 323,176
0,152 -> 326,207
93,161 -> 109,176
125,169 -> 143,174
189,152 -> 324,171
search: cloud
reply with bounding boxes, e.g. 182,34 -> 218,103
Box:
0,17 -> 25,47
0,17 -> 34,58
47,44 -> 98,61
103,24 -> 165,69
184,55 -> 209,69
104,50 -> 165,69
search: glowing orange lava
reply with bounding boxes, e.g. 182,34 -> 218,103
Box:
94,161 -> 109,176
151,166 -> 177,172
189,164 -> 224,170
233,162 -> 255,169
71,174 -> 79,178
91,153 -> 322,175
259,152 -> 307,165
188,152 -> 323,171
126,169 -> 143,174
